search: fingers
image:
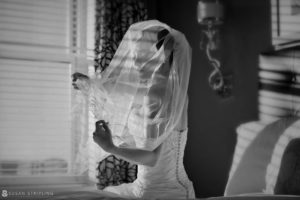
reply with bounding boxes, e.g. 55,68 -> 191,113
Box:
72,83 -> 79,90
101,121 -> 109,132
95,120 -> 110,134
93,130 -> 103,141
71,72 -> 89,81
71,72 -> 89,90
93,121 -> 114,151
93,132 -> 99,143
95,120 -> 106,130
95,120 -> 106,126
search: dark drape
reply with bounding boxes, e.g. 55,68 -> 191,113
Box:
96,155 -> 138,189
94,0 -> 148,189
94,0 -> 148,72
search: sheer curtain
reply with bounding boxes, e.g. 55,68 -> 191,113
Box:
0,0 -> 92,185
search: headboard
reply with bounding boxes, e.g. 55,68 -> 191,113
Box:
225,46 -> 300,196
258,46 -> 300,123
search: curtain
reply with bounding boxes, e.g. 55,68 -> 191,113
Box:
96,155 -> 137,189
91,0 -> 148,188
94,0 -> 148,72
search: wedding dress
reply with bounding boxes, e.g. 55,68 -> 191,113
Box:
76,20 -> 195,198
103,102 -> 195,198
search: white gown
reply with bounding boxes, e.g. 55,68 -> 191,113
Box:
104,130 -> 195,199
104,103 -> 195,199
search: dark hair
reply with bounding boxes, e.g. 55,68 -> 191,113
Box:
156,29 -> 170,50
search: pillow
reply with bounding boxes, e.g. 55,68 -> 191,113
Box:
226,121 -> 266,183
225,117 -> 299,196
265,118 -> 300,194
274,138 -> 300,195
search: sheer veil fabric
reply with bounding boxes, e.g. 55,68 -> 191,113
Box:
75,20 -> 195,198
90,20 -> 191,150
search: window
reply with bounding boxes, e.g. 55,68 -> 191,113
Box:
271,0 -> 300,46
0,0 -> 95,185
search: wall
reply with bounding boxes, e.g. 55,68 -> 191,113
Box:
147,0 -> 272,198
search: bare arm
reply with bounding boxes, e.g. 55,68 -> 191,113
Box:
93,121 -> 161,167
110,144 -> 161,167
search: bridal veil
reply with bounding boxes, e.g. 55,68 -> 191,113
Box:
72,20 -> 192,177
86,20 -> 191,152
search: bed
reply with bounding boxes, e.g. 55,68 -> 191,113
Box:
208,45 -> 300,200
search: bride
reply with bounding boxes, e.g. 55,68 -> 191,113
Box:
72,20 -> 195,199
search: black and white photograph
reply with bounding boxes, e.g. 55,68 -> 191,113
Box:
0,0 -> 299,199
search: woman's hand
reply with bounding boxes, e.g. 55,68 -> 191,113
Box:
93,120 -> 161,167
93,120 -> 115,152
71,72 -> 90,92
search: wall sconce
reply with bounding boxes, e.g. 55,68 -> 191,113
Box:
197,0 -> 232,98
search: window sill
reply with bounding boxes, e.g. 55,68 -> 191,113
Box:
0,175 -> 92,188
0,176 -> 119,199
